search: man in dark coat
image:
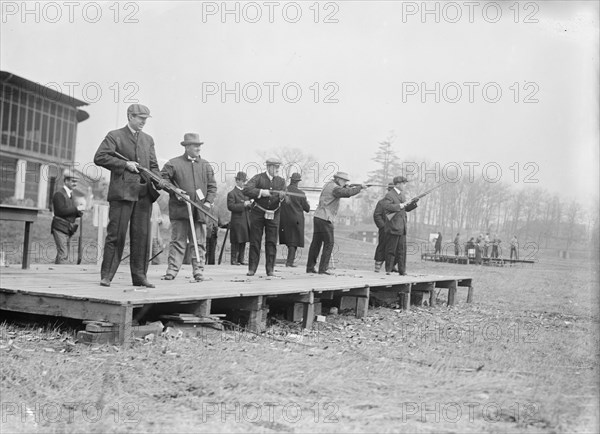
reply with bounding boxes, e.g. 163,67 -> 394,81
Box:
372,183 -> 393,272
160,133 -> 217,281
434,232 -> 443,255
227,171 -> 251,265
307,171 -> 364,275
279,172 -> 310,267
381,176 -> 418,275
243,158 -> 286,277
51,169 -> 84,264
94,104 -> 167,287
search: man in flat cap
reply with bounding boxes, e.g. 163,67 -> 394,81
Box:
372,183 -> 394,272
307,172 -> 364,275
94,104 -> 167,287
381,176 -> 418,275
227,171 -> 252,265
160,133 -> 217,281
243,158 -> 287,276
50,169 -> 85,264
279,172 -> 310,267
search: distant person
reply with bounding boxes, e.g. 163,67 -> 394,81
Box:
307,171 -> 364,275
491,234 -> 500,258
51,169 -> 84,264
373,183 -> 394,272
243,158 -> 287,276
510,235 -> 519,260
227,172 -> 251,265
466,237 -> 475,260
160,133 -> 217,281
483,232 -> 490,257
94,104 -> 167,287
453,233 -> 461,256
279,173 -> 310,267
381,176 -> 418,275
475,237 -> 483,265
434,232 -> 442,255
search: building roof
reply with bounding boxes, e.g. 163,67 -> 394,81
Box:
0,70 -> 89,108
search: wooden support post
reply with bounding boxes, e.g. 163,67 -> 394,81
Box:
467,285 -> 474,303
428,282 -> 436,307
399,283 -> 411,310
447,280 -> 457,306
302,302 -> 315,329
117,305 -> 133,345
189,299 -> 212,317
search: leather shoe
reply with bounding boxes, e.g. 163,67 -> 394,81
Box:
239,261 -> 247,265
161,274 -> 175,281
100,278 -> 111,287
133,279 -> 155,288
318,270 -> 333,275
306,268 -> 318,274
246,271 -> 255,276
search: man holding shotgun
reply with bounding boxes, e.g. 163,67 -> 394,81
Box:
94,104 -> 167,288
160,133 -> 217,281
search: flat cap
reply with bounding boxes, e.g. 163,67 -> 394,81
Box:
393,176 -> 408,184
62,169 -> 79,180
127,104 -> 151,118
265,158 -> 282,166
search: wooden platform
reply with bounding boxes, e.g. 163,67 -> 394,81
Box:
0,264 -> 473,344
421,253 -> 536,266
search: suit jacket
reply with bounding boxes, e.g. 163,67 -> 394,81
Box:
51,188 -> 81,234
279,184 -> 310,247
373,198 -> 386,230
94,126 -> 161,202
227,187 -> 250,244
243,172 -> 286,211
382,189 -> 409,235
160,153 -> 217,222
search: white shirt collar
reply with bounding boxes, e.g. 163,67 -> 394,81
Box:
235,185 -> 244,190
264,171 -> 273,181
394,187 -> 402,195
63,186 -> 73,197
127,125 -> 138,136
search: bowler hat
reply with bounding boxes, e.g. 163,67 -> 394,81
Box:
290,172 -> 302,182
265,158 -> 282,166
235,172 -> 247,181
62,169 -> 79,180
393,176 -> 408,184
127,104 -> 151,118
333,171 -> 350,181
181,133 -> 204,146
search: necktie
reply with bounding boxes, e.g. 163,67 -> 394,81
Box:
188,156 -> 197,163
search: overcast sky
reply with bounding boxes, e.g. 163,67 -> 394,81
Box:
2,1 -> 598,203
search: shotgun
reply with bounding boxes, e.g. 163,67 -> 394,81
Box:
218,225 -> 230,265
76,215 -> 83,264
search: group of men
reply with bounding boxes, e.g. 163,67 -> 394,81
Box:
372,177 -> 418,275
86,104 -> 371,287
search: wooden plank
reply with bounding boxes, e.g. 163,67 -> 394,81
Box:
447,280 -> 457,306
302,302 -> 314,329
118,305 -> 133,345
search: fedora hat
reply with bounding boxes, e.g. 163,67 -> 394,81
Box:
290,172 -> 302,182
333,171 -> 350,181
181,133 -> 204,146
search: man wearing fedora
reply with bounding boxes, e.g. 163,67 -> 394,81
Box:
227,171 -> 252,265
381,176 -> 418,275
307,172 -> 364,275
243,158 -> 287,276
372,183 -> 394,272
51,168 -> 85,264
279,172 -> 310,267
94,104 -> 167,287
160,133 -> 217,281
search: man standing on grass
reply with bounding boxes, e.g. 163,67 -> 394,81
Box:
306,172 -> 364,275
51,169 -> 84,264
381,176 -> 418,275
160,133 -> 217,281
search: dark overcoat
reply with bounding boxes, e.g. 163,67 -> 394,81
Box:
160,153 -> 217,222
93,126 -> 161,202
381,189 -> 417,235
51,188 -> 81,234
279,184 -> 310,247
227,187 -> 250,244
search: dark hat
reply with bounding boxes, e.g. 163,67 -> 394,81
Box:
265,157 -> 282,166
392,176 -> 408,184
180,133 -> 204,146
235,171 -> 247,181
387,182 -> 394,189
290,172 -> 302,181
62,168 -> 79,180
333,171 -> 350,181
127,104 -> 151,118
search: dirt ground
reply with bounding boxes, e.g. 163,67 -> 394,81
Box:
0,216 -> 599,433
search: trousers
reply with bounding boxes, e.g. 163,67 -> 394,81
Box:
248,210 -> 279,274
384,233 -> 406,274
306,217 -> 334,273
165,219 -> 206,276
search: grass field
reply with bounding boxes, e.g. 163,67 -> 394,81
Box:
1,214 -> 599,433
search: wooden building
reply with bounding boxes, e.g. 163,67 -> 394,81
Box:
0,71 -> 89,209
